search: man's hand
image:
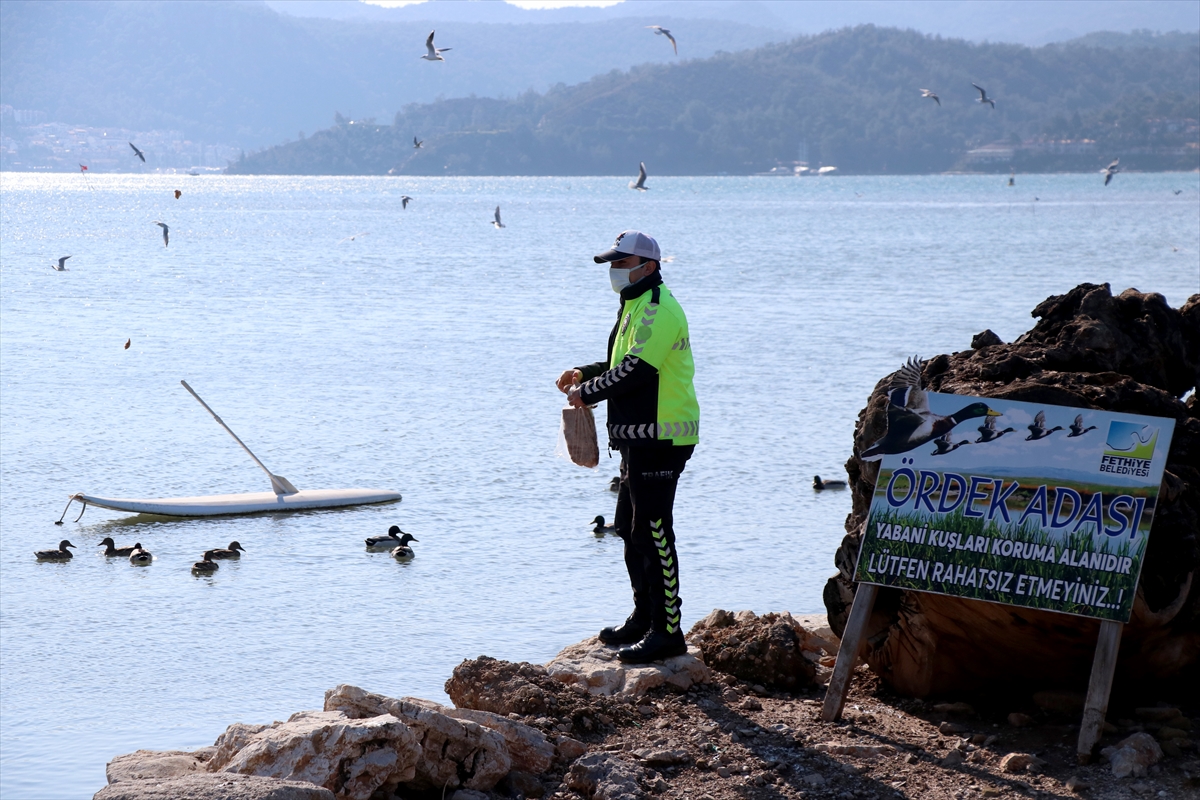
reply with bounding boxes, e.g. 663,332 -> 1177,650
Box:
566,384 -> 586,408
556,368 -> 582,393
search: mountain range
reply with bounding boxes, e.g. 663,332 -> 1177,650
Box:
2,0 -> 1197,153
227,25 -> 1200,176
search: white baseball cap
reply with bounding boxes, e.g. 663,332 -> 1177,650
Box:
593,230 -> 661,263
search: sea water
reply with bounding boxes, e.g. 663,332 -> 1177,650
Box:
1,172 -> 1196,798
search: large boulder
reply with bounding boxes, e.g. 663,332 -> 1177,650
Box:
105,748 -> 216,785
445,656 -> 556,717
322,685 -> 512,791
565,753 -> 645,800
218,710 -> 419,800
545,637 -> 710,697
1102,732 -> 1164,778
824,285 -> 1200,697
444,707 -> 555,774
93,773 -> 334,800
209,724 -> 271,772
686,609 -> 826,691
445,655 -> 638,736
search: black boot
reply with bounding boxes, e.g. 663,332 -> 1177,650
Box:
599,610 -> 650,645
616,628 -> 687,664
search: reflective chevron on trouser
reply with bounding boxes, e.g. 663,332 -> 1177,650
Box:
651,518 -> 681,634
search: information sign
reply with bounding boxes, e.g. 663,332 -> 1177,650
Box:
855,393 -> 1175,622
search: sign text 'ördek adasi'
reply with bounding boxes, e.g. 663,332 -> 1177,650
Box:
854,368 -> 1174,622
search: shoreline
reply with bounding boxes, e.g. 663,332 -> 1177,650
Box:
2,169 -> 1199,178
95,610 -> 1198,800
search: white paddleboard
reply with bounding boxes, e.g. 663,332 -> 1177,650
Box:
72,488 -> 401,517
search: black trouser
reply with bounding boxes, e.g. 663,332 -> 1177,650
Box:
614,444 -> 695,636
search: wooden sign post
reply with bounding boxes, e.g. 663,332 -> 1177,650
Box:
821,584 -> 877,722
1077,620 -> 1124,763
822,583 -> 1124,765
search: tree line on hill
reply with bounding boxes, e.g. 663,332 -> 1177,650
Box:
227,26 -> 1199,176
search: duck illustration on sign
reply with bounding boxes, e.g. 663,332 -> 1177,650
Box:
860,356 -> 1000,460
1068,414 -> 1098,438
975,415 -> 1014,443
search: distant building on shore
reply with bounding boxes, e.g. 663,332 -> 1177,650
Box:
0,115 -> 240,172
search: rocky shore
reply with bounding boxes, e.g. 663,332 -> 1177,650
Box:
97,609 -> 1198,800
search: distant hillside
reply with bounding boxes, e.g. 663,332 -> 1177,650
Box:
1065,30 -> 1200,50
271,1 -> 1200,49
0,0 -> 779,149
228,26 -> 1200,176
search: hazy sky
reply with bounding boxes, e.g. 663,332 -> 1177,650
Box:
283,1 -> 1200,46
367,0 -> 624,6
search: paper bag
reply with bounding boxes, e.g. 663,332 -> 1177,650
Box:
560,405 -> 600,468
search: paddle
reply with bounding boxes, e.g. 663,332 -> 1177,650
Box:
180,380 -> 299,495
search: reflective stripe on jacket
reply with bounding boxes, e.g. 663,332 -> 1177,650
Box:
577,273 -> 699,446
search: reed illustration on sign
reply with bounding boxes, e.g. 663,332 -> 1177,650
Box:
854,388 -> 1174,622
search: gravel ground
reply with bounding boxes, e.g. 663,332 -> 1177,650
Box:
499,666 -> 1199,800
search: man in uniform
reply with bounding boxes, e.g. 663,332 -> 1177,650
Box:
556,230 -> 700,664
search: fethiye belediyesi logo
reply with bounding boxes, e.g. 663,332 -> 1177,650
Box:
1099,421 -> 1158,477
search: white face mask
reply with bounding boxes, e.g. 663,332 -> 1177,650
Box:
609,266 -> 634,293
610,260 -> 650,293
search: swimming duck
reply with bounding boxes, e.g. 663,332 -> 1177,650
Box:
129,545 -> 153,566
210,541 -> 245,559
1026,411 -> 1064,441
191,551 -> 219,574
35,540 -> 76,561
1068,414 -> 1097,438
931,433 -> 971,455
975,415 -> 1015,443
608,476 -> 621,492
860,357 -> 1001,461
591,515 -> 617,534
98,537 -> 139,557
813,475 -> 847,490
366,525 -> 411,550
390,535 -> 418,560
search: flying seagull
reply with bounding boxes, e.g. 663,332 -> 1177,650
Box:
339,232 -> 369,243
129,142 -> 146,162
646,26 -> 677,55
1174,189 -> 1183,195
154,221 -> 169,247
422,30 -> 450,61
972,83 -> 995,108
52,256 -> 71,271
492,206 -> 505,229
413,136 -> 423,149
920,88 -> 940,106
401,195 -> 412,209
1103,158 -> 1119,186
629,161 -> 648,191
